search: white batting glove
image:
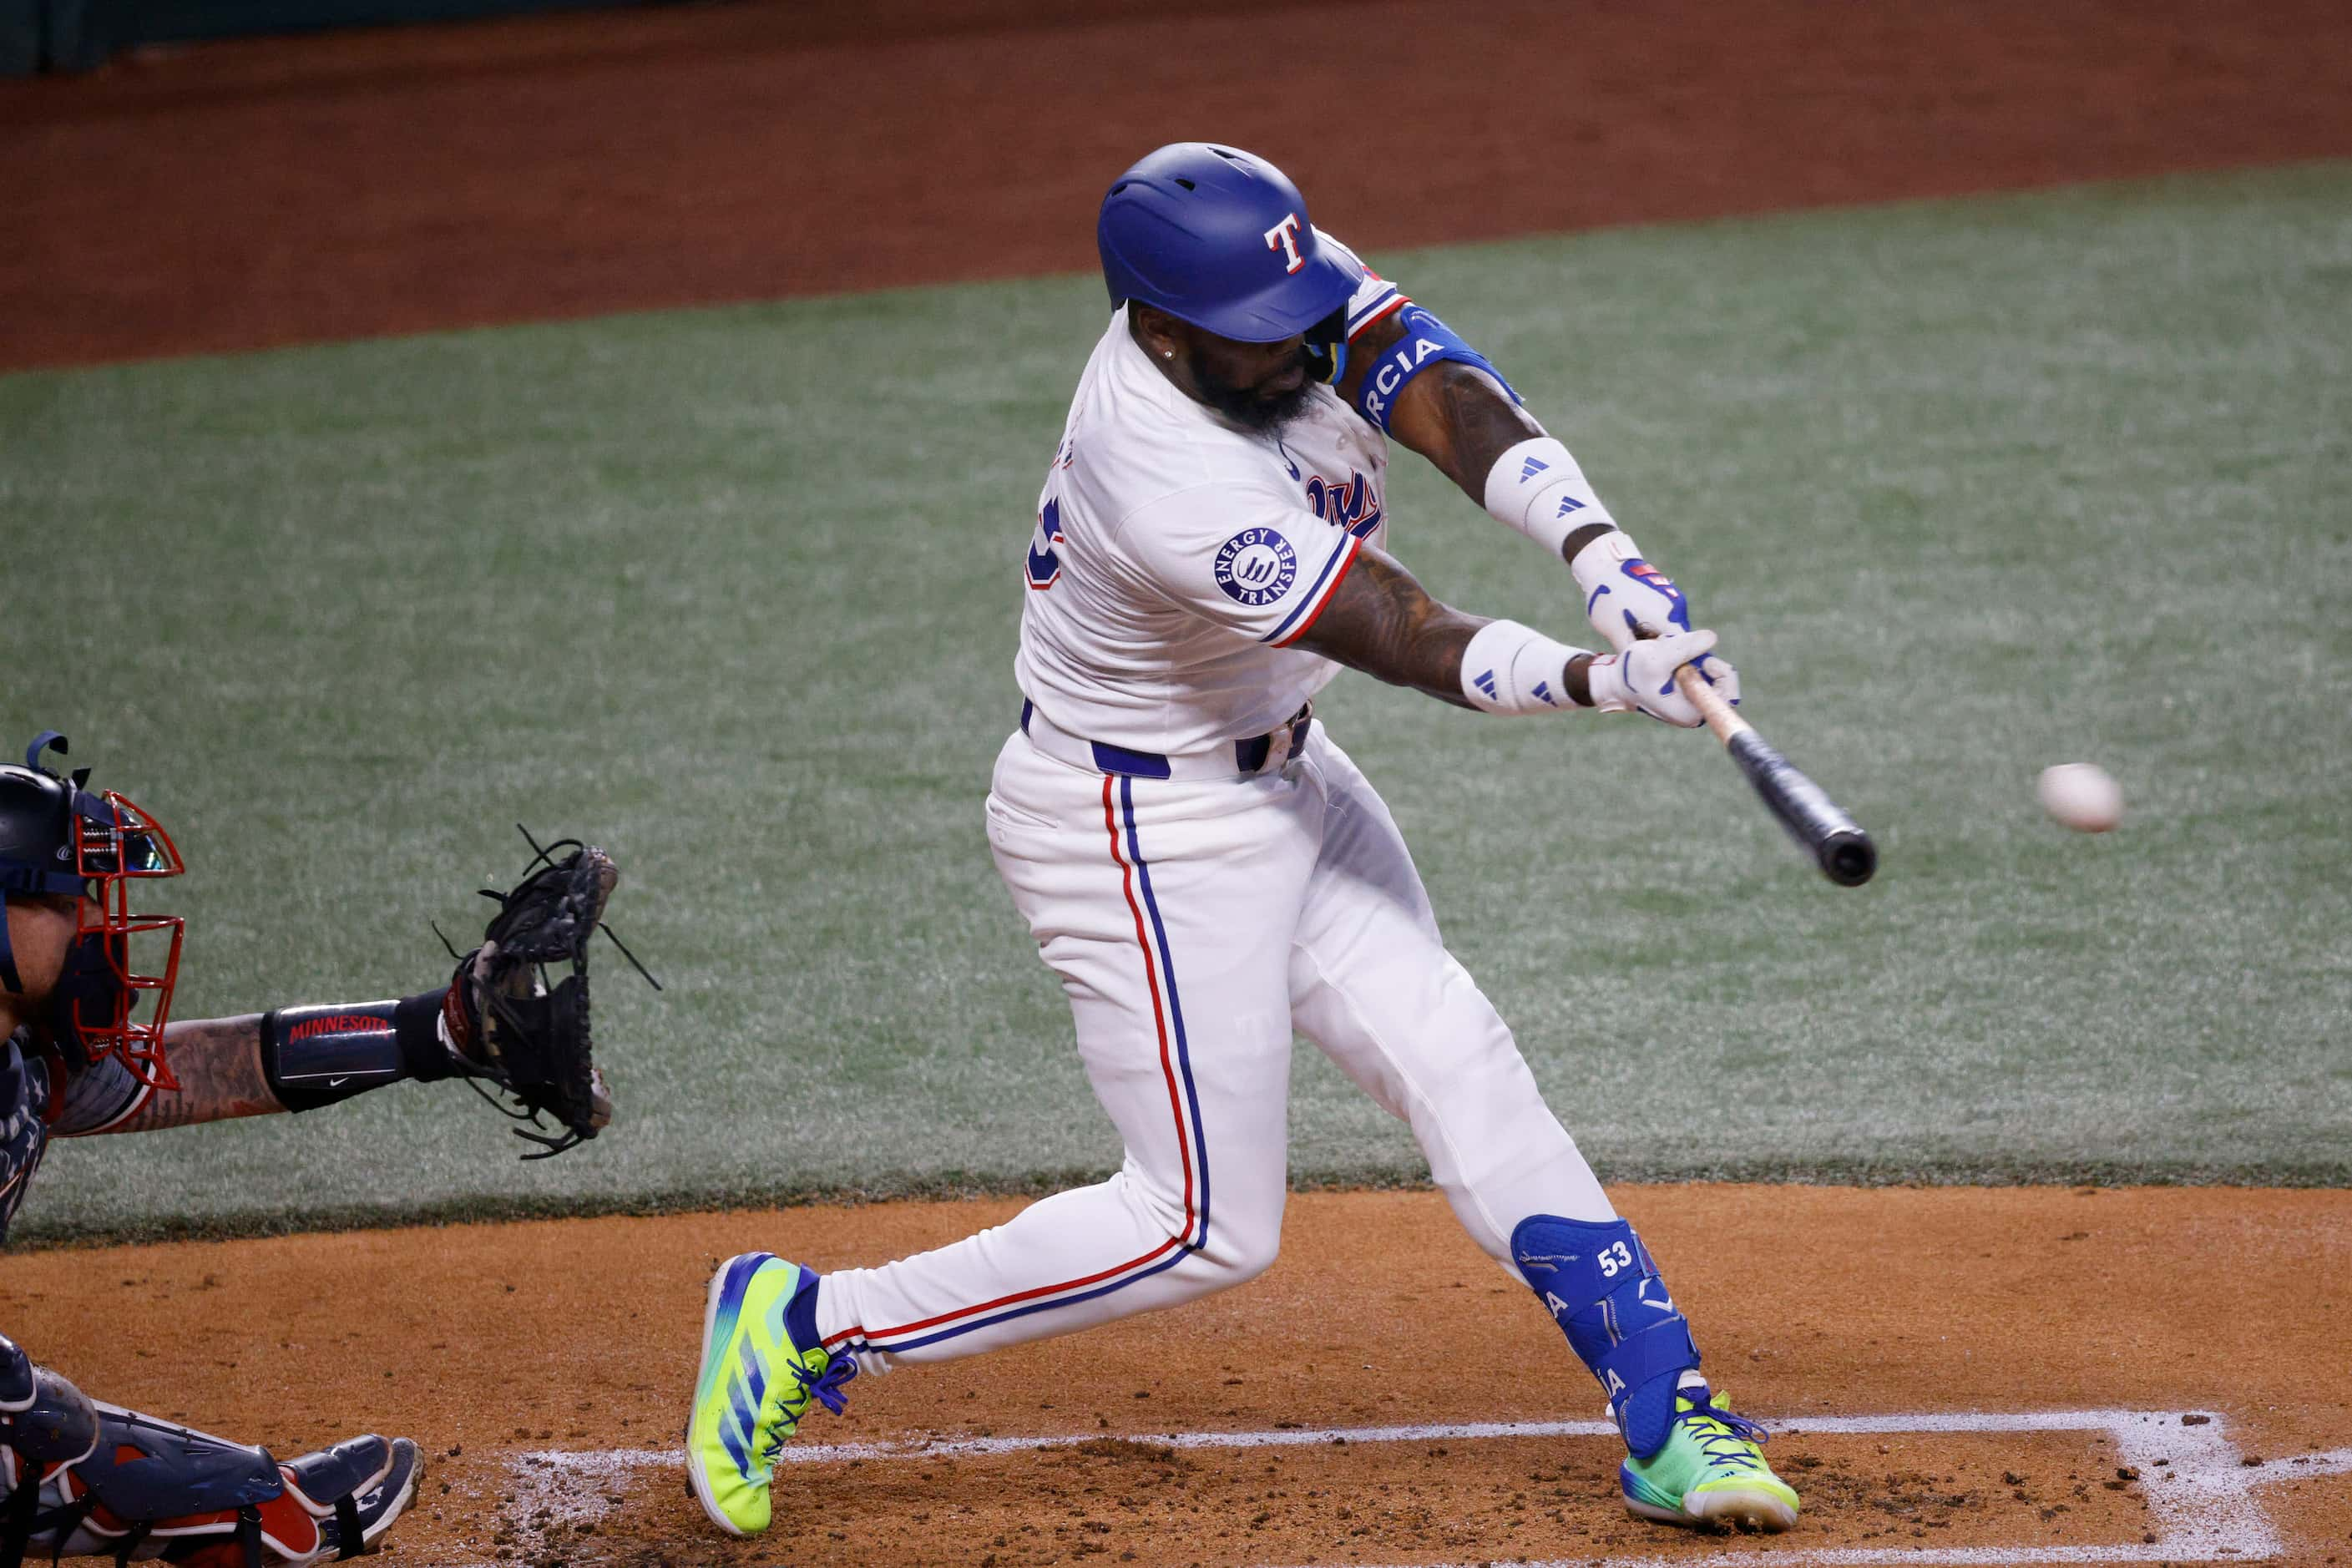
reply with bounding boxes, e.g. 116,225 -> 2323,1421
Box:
1587,630 -> 1738,727
1570,530 -> 1692,652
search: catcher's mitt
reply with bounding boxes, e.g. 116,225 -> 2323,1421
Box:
441,830 -> 652,1158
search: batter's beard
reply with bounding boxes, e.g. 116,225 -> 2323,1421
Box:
1187,346 -> 1319,432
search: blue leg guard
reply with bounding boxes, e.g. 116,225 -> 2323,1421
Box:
1511,1215 -> 1699,1459
0,1337 -> 97,1470
73,1403 -> 284,1519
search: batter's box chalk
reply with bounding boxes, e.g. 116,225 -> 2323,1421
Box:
493,1409 -> 2352,1566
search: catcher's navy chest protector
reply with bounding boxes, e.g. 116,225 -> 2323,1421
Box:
0,1039 -> 49,1247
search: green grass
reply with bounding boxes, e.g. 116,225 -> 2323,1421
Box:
4,162 -> 2348,1243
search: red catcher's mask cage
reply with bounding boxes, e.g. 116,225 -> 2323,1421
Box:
70,789 -> 185,1090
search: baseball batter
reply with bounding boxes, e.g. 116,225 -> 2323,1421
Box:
689,143 -> 1799,1538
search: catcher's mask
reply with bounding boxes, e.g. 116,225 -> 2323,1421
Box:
0,731 -> 186,1089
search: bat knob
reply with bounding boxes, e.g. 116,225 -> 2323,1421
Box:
1821,830 -> 1878,888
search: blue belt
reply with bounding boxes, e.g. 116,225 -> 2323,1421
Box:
1019,699 -> 1312,781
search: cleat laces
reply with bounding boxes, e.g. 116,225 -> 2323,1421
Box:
755,1356 -> 857,1463
800,1355 -> 858,1416
1679,1386 -> 1770,1473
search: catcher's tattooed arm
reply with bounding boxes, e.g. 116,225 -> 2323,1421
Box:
54,998 -> 456,1136
94,1014 -> 280,1132
41,838 -> 633,1153
1293,544 -> 1596,710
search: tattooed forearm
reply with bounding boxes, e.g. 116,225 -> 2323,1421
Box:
1342,311 -> 1545,505
1295,545 -> 1489,707
102,1014 -> 286,1132
1391,362 -> 1547,503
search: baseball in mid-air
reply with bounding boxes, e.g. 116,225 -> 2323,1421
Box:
2037,763 -> 2122,832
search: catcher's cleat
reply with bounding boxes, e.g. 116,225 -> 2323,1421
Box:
1620,1379 -> 1799,1532
685,1252 -> 854,1538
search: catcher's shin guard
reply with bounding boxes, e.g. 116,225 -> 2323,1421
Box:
1511,1215 -> 1701,1459
0,1338 -> 98,1565
0,1336 -> 96,1469
10,1403 -> 283,1565
0,1395 -> 420,1568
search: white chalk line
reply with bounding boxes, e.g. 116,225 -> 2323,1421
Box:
499,1409 -> 2352,1565
508,1409 -> 2233,1469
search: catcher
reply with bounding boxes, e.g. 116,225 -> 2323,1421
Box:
0,729 -> 631,1565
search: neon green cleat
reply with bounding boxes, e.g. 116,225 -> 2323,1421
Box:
684,1252 -> 855,1538
1620,1379 -> 1799,1532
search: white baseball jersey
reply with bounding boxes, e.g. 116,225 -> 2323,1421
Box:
808,230 -> 1622,1383
1013,235 -> 1408,755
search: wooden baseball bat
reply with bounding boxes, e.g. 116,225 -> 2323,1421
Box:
1672,665 -> 1877,888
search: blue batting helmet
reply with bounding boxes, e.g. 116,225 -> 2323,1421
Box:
1098,144 -> 1355,344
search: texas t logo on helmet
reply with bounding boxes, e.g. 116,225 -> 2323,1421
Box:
1262,212 -> 1306,273
1096,144 -> 1353,343
0,730 -> 185,1089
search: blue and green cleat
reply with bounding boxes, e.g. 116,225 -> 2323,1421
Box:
685,1252 -> 856,1537
1620,1378 -> 1800,1532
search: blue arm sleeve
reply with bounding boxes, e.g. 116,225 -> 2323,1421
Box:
1353,302 -> 1520,432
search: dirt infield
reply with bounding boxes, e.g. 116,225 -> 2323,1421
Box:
6,0 -> 2352,367
6,1187 -> 2348,1565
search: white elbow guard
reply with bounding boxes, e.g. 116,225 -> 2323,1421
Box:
1459,620 -> 1591,715
1483,436 -> 1617,558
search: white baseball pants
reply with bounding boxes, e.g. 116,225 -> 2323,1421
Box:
815,722 -> 1615,1373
